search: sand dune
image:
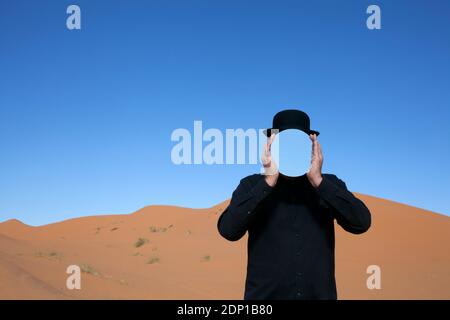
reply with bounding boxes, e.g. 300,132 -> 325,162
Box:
0,194 -> 449,299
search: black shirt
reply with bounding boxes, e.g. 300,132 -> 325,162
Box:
217,173 -> 371,300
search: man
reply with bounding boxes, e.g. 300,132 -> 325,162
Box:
217,109 -> 371,300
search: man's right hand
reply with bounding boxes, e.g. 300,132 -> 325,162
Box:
261,133 -> 279,187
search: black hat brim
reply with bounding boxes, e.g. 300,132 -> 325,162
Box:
263,128 -> 320,137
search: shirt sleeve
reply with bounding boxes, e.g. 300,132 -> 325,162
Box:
315,174 -> 371,234
217,174 -> 273,241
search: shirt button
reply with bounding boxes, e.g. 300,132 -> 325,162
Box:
247,211 -> 251,214
296,251 -> 301,256
297,292 -> 301,297
296,272 -> 302,276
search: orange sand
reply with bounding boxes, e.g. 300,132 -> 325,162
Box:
0,194 -> 449,299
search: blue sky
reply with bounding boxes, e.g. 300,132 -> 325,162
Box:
1,0 -> 449,225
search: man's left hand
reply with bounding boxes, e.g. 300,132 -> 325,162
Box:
307,133 -> 323,188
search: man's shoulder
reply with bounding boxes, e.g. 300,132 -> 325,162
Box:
322,173 -> 347,188
323,173 -> 338,180
239,173 -> 265,185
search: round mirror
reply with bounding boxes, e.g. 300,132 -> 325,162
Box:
271,129 -> 311,177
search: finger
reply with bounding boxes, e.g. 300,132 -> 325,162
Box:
268,133 -> 276,153
313,140 -> 320,162
264,143 -> 269,159
267,136 -> 275,155
268,133 -> 276,147
317,141 -> 323,161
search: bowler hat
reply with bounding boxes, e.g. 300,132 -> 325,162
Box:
263,109 -> 320,137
